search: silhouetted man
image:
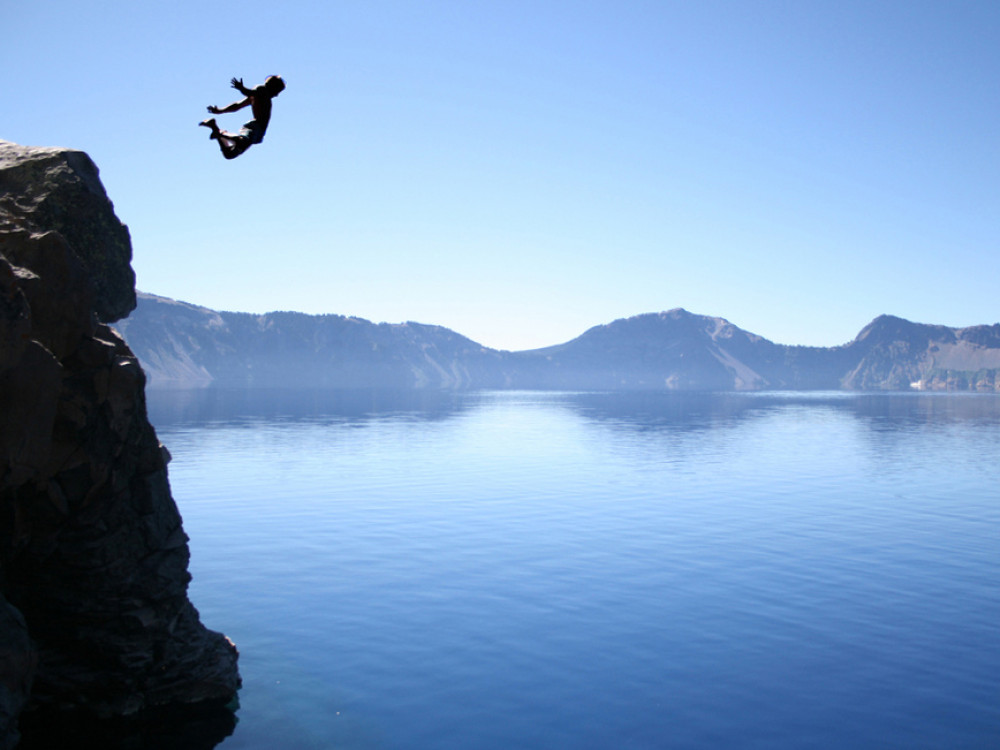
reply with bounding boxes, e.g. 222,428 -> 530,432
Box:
200,75 -> 285,159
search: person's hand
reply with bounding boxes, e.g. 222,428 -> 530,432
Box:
206,105 -> 220,114
230,77 -> 244,91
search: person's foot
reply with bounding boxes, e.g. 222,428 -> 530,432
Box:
199,118 -> 219,138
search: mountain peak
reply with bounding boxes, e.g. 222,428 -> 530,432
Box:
853,314 -> 954,346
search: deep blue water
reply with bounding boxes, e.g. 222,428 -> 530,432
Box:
146,390 -> 1000,749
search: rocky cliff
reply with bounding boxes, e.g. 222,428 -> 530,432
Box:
0,141 -> 240,748
841,314 -> 1000,391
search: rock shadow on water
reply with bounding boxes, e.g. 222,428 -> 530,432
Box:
16,699 -> 239,750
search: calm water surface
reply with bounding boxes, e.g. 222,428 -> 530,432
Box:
147,390 -> 1000,749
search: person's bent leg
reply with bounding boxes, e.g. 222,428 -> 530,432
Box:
218,133 -> 251,160
201,125 -> 252,160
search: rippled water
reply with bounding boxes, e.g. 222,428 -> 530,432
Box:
147,390 -> 1000,749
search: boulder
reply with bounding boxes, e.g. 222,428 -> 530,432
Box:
0,141 -> 135,323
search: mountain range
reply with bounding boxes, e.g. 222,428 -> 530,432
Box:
115,293 -> 1000,392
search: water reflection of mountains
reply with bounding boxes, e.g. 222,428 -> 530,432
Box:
570,391 -> 1000,431
145,388 -> 468,428
146,388 -> 1000,433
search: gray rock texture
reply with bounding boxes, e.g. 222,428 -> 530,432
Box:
0,141 -> 135,323
0,142 -> 239,747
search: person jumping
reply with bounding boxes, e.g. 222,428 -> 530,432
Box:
200,75 -> 286,159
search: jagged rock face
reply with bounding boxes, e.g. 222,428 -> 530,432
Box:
843,315 -> 1000,391
0,141 -> 135,323
0,143 -> 239,745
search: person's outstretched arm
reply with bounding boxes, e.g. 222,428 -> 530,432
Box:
207,97 -> 251,115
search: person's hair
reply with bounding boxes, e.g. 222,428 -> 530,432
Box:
265,75 -> 286,96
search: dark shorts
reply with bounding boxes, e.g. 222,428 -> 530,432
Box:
239,120 -> 266,145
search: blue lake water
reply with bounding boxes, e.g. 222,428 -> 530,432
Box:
146,389 -> 1000,749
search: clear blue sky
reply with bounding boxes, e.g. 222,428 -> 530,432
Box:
4,1 -> 998,350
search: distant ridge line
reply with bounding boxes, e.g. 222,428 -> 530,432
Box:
115,293 -> 1000,392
